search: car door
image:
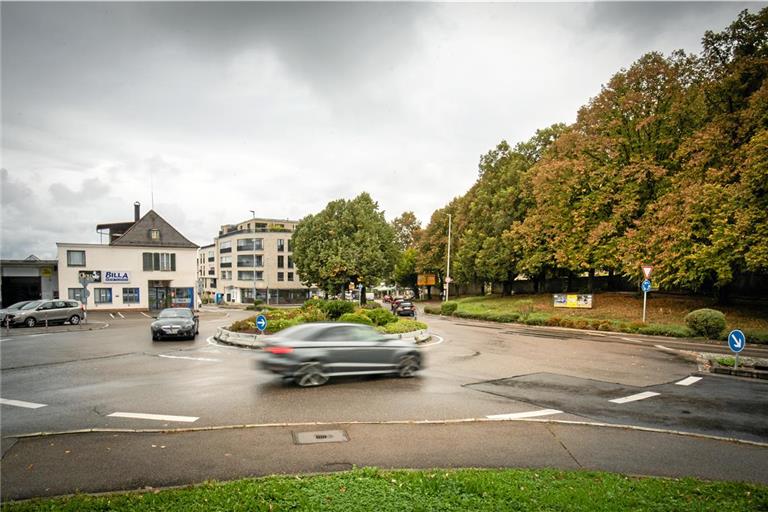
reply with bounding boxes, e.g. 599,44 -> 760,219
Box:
331,325 -> 395,374
49,301 -> 68,323
35,301 -> 55,323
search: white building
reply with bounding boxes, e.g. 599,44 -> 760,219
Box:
57,204 -> 199,311
198,216 -> 314,304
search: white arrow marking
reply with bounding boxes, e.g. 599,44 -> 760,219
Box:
1,398 -> 48,409
158,354 -> 221,362
108,412 -> 199,423
730,333 -> 742,348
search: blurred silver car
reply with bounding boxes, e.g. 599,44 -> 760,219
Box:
260,323 -> 424,387
6,300 -> 84,327
0,301 -> 34,325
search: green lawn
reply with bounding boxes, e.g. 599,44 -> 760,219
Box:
3,468 -> 766,511
425,293 -> 768,342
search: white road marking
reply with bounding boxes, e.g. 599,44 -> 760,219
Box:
609,391 -> 660,404
621,337 -> 643,343
109,313 -> 115,319
108,412 -> 199,423
141,312 -> 152,318
1,398 -> 47,409
676,376 -> 702,386
118,312 -> 126,319
158,354 -> 222,362
486,409 -> 562,420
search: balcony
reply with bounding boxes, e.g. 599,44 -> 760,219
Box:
220,263 -> 232,268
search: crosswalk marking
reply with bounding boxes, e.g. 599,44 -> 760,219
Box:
676,376 -> 702,386
609,391 -> 660,404
486,409 -> 562,420
108,412 -> 199,423
1,398 -> 47,409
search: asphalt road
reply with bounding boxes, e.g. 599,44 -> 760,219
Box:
2,306 -> 767,499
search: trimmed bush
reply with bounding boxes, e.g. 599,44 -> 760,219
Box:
362,308 -> 397,326
523,313 -> 550,326
265,318 -> 301,334
338,313 -> 374,326
743,329 -> 768,345
229,318 -> 256,332
637,324 -> 692,338
685,308 -> 726,339
377,319 -> 428,334
306,299 -> 355,319
298,305 -> 327,323
441,301 -> 458,315
424,306 -> 441,315
361,302 -> 382,310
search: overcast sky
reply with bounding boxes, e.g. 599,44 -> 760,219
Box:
1,1 -> 763,259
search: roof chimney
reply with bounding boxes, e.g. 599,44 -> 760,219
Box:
134,201 -> 141,222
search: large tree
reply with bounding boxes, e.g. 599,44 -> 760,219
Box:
391,211 -> 422,251
292,193 -> 398,303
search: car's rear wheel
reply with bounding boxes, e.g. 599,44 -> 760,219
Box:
295,362 -> 329,387
397,354 -> 420,378
69,315 -> 81,325
25,317 -> 37,328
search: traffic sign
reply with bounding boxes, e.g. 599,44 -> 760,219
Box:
445,277 -> 453,283
641,265 -> 653,279
641,279 -> 652,293
255,315 -> 268,332
82,288 -> 91,298
728,329 -> 746,353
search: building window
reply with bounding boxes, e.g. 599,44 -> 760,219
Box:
142,252 -> 176,271
150,229 -> 160,240
288,239 -> 293,252
123,288 -> 140,304
277,239 -> 285,252
220,255 -> 232,268
220,241 -> 232,253
277,255 -> 284,268
237,255 -> 255,267
221,270 -> 232,280
254,271 -> 263,280
237,239 -> 255,251
288,256 -> 294,269
277,272 -> 284,282
254,238 -> 264,250
68,288 -> 84,302
288,272 -> 294,282
67,250 -> 86,267
94,288 -> 112,304
238,271 -> 255,281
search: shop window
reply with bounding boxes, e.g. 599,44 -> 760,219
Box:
94,288 -> 112,304
123,288 -> 140,304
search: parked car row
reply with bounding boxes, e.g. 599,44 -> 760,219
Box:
1,299 -> 84,327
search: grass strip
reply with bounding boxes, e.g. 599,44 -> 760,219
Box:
3,468 -> 766,511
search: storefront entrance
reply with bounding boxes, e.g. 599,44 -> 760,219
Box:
148,280 -> 171,311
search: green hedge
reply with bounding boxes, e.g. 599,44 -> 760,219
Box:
377,319 -> 428,334
362,308 -> 398,326
685,308 -> 727,339
338,313 -> 374,325
303,298 -> 356,320
423,306 -> 441,315
441,301 -> 458,315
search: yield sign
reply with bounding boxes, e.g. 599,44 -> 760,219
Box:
641,265 -> 653,280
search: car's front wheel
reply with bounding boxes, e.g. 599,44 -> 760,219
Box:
397,354 -> 420,378
25,317 -> 37,328
295,362 -> 329,387
69,315 -> 81,325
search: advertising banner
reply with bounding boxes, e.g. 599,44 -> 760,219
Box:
553,294 -> 593,309
104,271 -> 130,283
417,273 -> 437,286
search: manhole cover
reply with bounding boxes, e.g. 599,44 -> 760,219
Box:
293,430 -> 349,445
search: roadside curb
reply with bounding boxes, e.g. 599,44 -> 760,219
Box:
712,366 -> 768,380
213,327 -> 432,350
1,321 -> 110,337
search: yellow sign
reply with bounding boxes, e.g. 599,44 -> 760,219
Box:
553,294 -> 593,309
417,273 -> 437,286
40,267 -> 53,278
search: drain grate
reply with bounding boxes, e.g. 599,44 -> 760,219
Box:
293,430 -> 349,445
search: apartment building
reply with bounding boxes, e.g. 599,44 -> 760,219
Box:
197,243 -> 217,301
199,217 -> 313,304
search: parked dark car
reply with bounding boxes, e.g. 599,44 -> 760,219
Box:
260,323 -> 424,387
151,308 -> 199,341
5,300 -> 84,327
395,301 -> 416,318
0,301 -> 34,325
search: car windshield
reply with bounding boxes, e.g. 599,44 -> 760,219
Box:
158,309 -> 192,319
21,301 -> 42,310
8,301 -> 30,310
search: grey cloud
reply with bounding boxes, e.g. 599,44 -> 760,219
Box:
49,178 -> 111,206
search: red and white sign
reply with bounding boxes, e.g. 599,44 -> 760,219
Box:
641,265 -> 653,279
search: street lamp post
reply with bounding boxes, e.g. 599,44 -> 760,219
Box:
445,213 -> 452,302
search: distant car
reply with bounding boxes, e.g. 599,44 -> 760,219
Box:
0,301 -> 34,325
395,301 -> 416,318
151,308 -> 199,341
5,300 -> 84,327
260,323 -> 424,387
390,298 -> 405,312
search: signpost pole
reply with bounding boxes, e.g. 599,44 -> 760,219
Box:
642,291 -> 647,323
445,213 -> 452,302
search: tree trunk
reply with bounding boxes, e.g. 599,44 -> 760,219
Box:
502,281 -> 513,296
360,284 -> 367,305
588,269 -> 595,293
411,285 -> 420,299
426,286 -> 432,300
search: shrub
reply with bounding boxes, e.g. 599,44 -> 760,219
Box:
377,319 -> 428,334
297,305 -> 327,323
638,324 -> 692,338
685,309 -> 726,339
523,313 -> 549,326
362,308 -> 397,326
441,301 -> 458,315
338,313 -> 374,326
424,306 -> 441,315
265,318 -> 301,334
488,312 -> 520,323
546,316 -> 562,327
229,318 -> 256,332
320,300 -> 356,320
743,329 -> 768,345
303,298 -> 324,310
361,302 -> 382,310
